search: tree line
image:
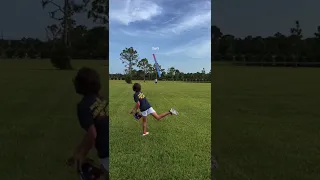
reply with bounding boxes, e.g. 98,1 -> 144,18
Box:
110,47 -> 211,83
0,0 -> 108,69
212,21 -> 320,67
0,26 -> 108,60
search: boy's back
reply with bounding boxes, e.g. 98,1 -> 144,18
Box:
77,95 -> 109,159
133,91 -> 151,111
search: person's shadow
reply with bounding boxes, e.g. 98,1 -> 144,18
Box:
212,156 -> 218,169
212,156 -> 218,179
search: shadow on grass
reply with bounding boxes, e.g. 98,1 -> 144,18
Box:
212,156 -> 218,180
212,156 -> 218,169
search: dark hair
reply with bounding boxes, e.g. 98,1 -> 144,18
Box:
73,67 -> 101,95
132,83 -> 141,92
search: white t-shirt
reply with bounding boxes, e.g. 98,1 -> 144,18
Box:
155,79 -> 158,82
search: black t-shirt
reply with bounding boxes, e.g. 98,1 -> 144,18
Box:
133,91 -> 151,111
77,95 -> 109,159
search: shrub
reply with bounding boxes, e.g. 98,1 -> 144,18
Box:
50,44 -> 72,70
125,75 -> 132,84
5,48 -> 15,58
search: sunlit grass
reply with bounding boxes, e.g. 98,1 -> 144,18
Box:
110,80 -> 211,180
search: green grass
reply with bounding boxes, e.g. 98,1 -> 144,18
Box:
109,80 -> 211,179
0,60 -> 108,180
7,60 -> 318,179
212,66 -> 320,180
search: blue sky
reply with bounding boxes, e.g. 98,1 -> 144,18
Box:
109,0 -> 211,74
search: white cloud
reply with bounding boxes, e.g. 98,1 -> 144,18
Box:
161,38 -> 211,59
110,0 -> 211,37
119,29 -> 166,38
110,0 -> 162,25
119,29 -> 140,36
163,6 -> 211,35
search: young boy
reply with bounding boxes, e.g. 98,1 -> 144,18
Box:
69,67 -> 109,180
130,83 -> 178,136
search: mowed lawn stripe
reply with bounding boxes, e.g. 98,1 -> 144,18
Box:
110,80 -> 211,180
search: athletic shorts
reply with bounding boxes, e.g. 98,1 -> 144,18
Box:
141,107 -> 155,117
100,157 -> 109,171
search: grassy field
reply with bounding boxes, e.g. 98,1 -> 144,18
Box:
5,59 -> 318,180
212,66 -> 320,180
109,80 -> 211,179
0,60 -> 211,180
0,60 -> 108,180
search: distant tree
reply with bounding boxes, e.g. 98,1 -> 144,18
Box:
68,0 -> 109,25
45,24 -> 61,51
5,48 -> 15,59
212,26 -> 223,57
0,48 -> 3,58
16,48 -> 26,59
41,0 -> 73,69
206,69 -> 211,81
87,0 -> 109,25
147,63 -> 154,80
120,47 -> 139,83
27,47 -> 37,59
45,24 -> 61,41
201,68 -> 206,80
314,26 -> 320,38
137,58 -> 149,82
159,65 -> 166,78
211,20 -> 320,67
167,67 -> 175,81
110,65 -> 212,83
290,20 -> 303,39
136,70 -> 145,80
83,26 -> 108,59
174,69 -> 180,80
289,20 -> 303,64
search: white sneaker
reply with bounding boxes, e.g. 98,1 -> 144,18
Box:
142,132 -> 149,136
170,108 -> 178,115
